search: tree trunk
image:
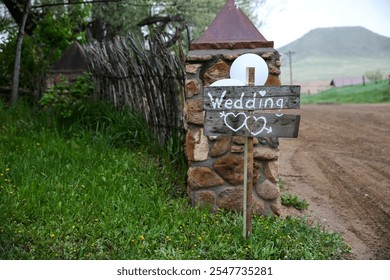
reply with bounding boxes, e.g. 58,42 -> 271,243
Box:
11,0 -> 30,105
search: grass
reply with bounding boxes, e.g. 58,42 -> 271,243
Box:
279,56 -> 390,83
0,98 -> 351,259
301,80 -> 390,104
281,194 -> 309,211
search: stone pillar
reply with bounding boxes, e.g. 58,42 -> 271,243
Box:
184,48 -> 283,216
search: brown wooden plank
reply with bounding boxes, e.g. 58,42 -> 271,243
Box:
204,85 -> 300,111
204,85 -> 301,97
204,111 -> 300,138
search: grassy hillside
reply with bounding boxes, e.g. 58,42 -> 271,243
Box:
301,80 -> 390,104
279,27 -> 390,59
278,27 -> 390,83
280,56 -> 390,83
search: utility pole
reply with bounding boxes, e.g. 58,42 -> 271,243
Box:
285,51 -> 295,85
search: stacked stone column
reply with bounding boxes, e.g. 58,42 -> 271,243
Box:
184,48 -> 283,216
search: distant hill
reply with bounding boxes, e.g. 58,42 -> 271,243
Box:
279,26 -> 390,59
277,27 -> 390,88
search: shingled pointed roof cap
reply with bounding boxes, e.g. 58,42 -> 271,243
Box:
50,41 -> 88,73
191,0 -> 273,50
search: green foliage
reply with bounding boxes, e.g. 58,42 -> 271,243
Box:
0,100 -> 351,260
281,194 -> 309,210
40,74 -> 94,118
301,80 -> 390,104
0,4 -> 90,93
90,0 -> 260,42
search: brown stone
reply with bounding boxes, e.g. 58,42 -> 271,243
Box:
222,54 -> 239,61
232,136 -> 245,145
252,198 -> 265,214
261,52 -> 275,60
185,79 -> 200,98
255,180 -> 280,200
264,160 -> 279,183
194,190 -> 216,208
216,187 -> 266,213
232,136 -> 259,145
186,54 -> 213,62
185,128 -> 209,161
253,161 -> 261,183
188,167 -> 224,190
275,60 -> 282,67
216,187 -> 243,210
213,154 -> 244,186
194,134 -> 209,162
186,99 -> 204,125
265,75 -> 281,86
185,64 -> 202,74
185,129 -> 195,161
253,146 -> 279,160
268,65 -> 281,75
231,145 -> 244,153
210,136 -> 231,157
203,59 -> 230,86
269,197 -> 282,216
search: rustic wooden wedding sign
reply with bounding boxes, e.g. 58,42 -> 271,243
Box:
203,53 -> 301,237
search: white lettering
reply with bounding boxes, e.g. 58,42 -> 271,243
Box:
258,98 -> 263,109
276,98 -> 284,116
276,98 -> 283,110
225,99 -> 233,109
207,91 -> 226,109
233,92 -> 244,109
207,91 -> 287,111
245,92 -> 256,109
264,98 -> 274,108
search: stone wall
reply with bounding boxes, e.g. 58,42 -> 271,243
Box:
184,48 -> 283,216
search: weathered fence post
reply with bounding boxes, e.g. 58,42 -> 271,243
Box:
184,0 -> 287,216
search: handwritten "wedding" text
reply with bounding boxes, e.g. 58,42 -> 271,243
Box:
206,90 -> 284,111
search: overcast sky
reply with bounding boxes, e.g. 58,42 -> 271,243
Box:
257,0 -> 390,48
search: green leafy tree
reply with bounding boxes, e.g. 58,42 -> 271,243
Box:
89,0 -> 264,42
1,0 -> 266,102
0,0 -> 90,101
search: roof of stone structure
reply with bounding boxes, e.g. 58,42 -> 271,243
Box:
50,41 -> 88,73
191,0 -> 273,50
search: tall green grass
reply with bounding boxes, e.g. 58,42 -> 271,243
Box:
301,80 -> 390,104
0,99 -> 350,259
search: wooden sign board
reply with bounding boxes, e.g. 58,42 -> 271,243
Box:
204,85 -> 301,138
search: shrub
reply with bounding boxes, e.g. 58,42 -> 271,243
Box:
40,73 -> 94,118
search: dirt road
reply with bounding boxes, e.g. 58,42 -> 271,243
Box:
279,104 -> 390,259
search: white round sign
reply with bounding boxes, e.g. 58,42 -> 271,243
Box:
210,78 -> 245,86
230,53 -> 269,86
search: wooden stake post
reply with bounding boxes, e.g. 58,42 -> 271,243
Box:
243,67 -> 255,238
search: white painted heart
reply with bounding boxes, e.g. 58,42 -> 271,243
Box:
223,112 -> 248,132
259,90 -> 266,97
248,116 -> 267,136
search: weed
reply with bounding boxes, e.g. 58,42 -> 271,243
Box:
40,73 -> 94,118
281,193 -> 309,210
